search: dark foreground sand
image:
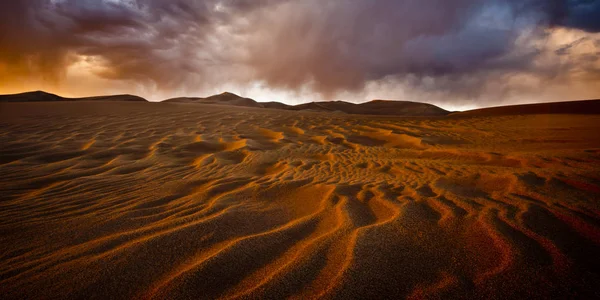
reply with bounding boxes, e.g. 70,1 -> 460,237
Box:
1,101 -> 599,299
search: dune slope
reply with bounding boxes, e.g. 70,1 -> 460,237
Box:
0,101 -> 599,299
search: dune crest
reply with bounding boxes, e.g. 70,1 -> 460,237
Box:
1,101 -> 599,299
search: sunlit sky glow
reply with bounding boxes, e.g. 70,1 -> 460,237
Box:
1,0 -> 599,110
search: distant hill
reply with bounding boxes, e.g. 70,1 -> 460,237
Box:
164,92 -> 449,116
163,92 -> 262,108
453,99 -> 600,117
292,100 -> 449,116
7,91 -> 598,117
0,91 -> 147,102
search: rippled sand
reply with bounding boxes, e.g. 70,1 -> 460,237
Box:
1,101 -> 599,299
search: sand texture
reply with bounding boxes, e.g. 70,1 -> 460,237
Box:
1,101 -> 600,299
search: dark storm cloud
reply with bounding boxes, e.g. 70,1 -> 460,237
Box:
240,0 -> 541,96
0,0 -> 598,103
239,0 -> 600,99
559,0 -> 600,32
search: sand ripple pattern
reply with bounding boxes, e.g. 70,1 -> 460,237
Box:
1,102 -> 600,299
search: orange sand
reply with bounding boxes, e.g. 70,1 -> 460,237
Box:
1,101 -> 599,299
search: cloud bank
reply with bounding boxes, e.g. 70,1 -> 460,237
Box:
1,0 -> 599,108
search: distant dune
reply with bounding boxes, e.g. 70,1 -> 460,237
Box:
0,91 -> 148,103
1,100 -> 600,299
164,92 -> 261,108
6,91 -> 600,118
164,92 -> 450,116
453,99 -> 600,117
163,93 -> 600,117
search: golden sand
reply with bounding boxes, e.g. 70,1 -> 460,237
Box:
1,101 -> 599,298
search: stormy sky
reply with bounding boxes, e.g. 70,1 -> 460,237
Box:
1,0 -> 599,109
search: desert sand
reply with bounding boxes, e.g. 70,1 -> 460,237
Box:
1,100 -> 600,299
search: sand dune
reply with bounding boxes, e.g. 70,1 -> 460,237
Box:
164,92 -> 262,108
452,99 -> 600,117
0,91 -> 148,103
164,92 -> 449,116
1,101 -> 600,299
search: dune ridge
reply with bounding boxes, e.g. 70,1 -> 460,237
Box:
1,101 -> 600,299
